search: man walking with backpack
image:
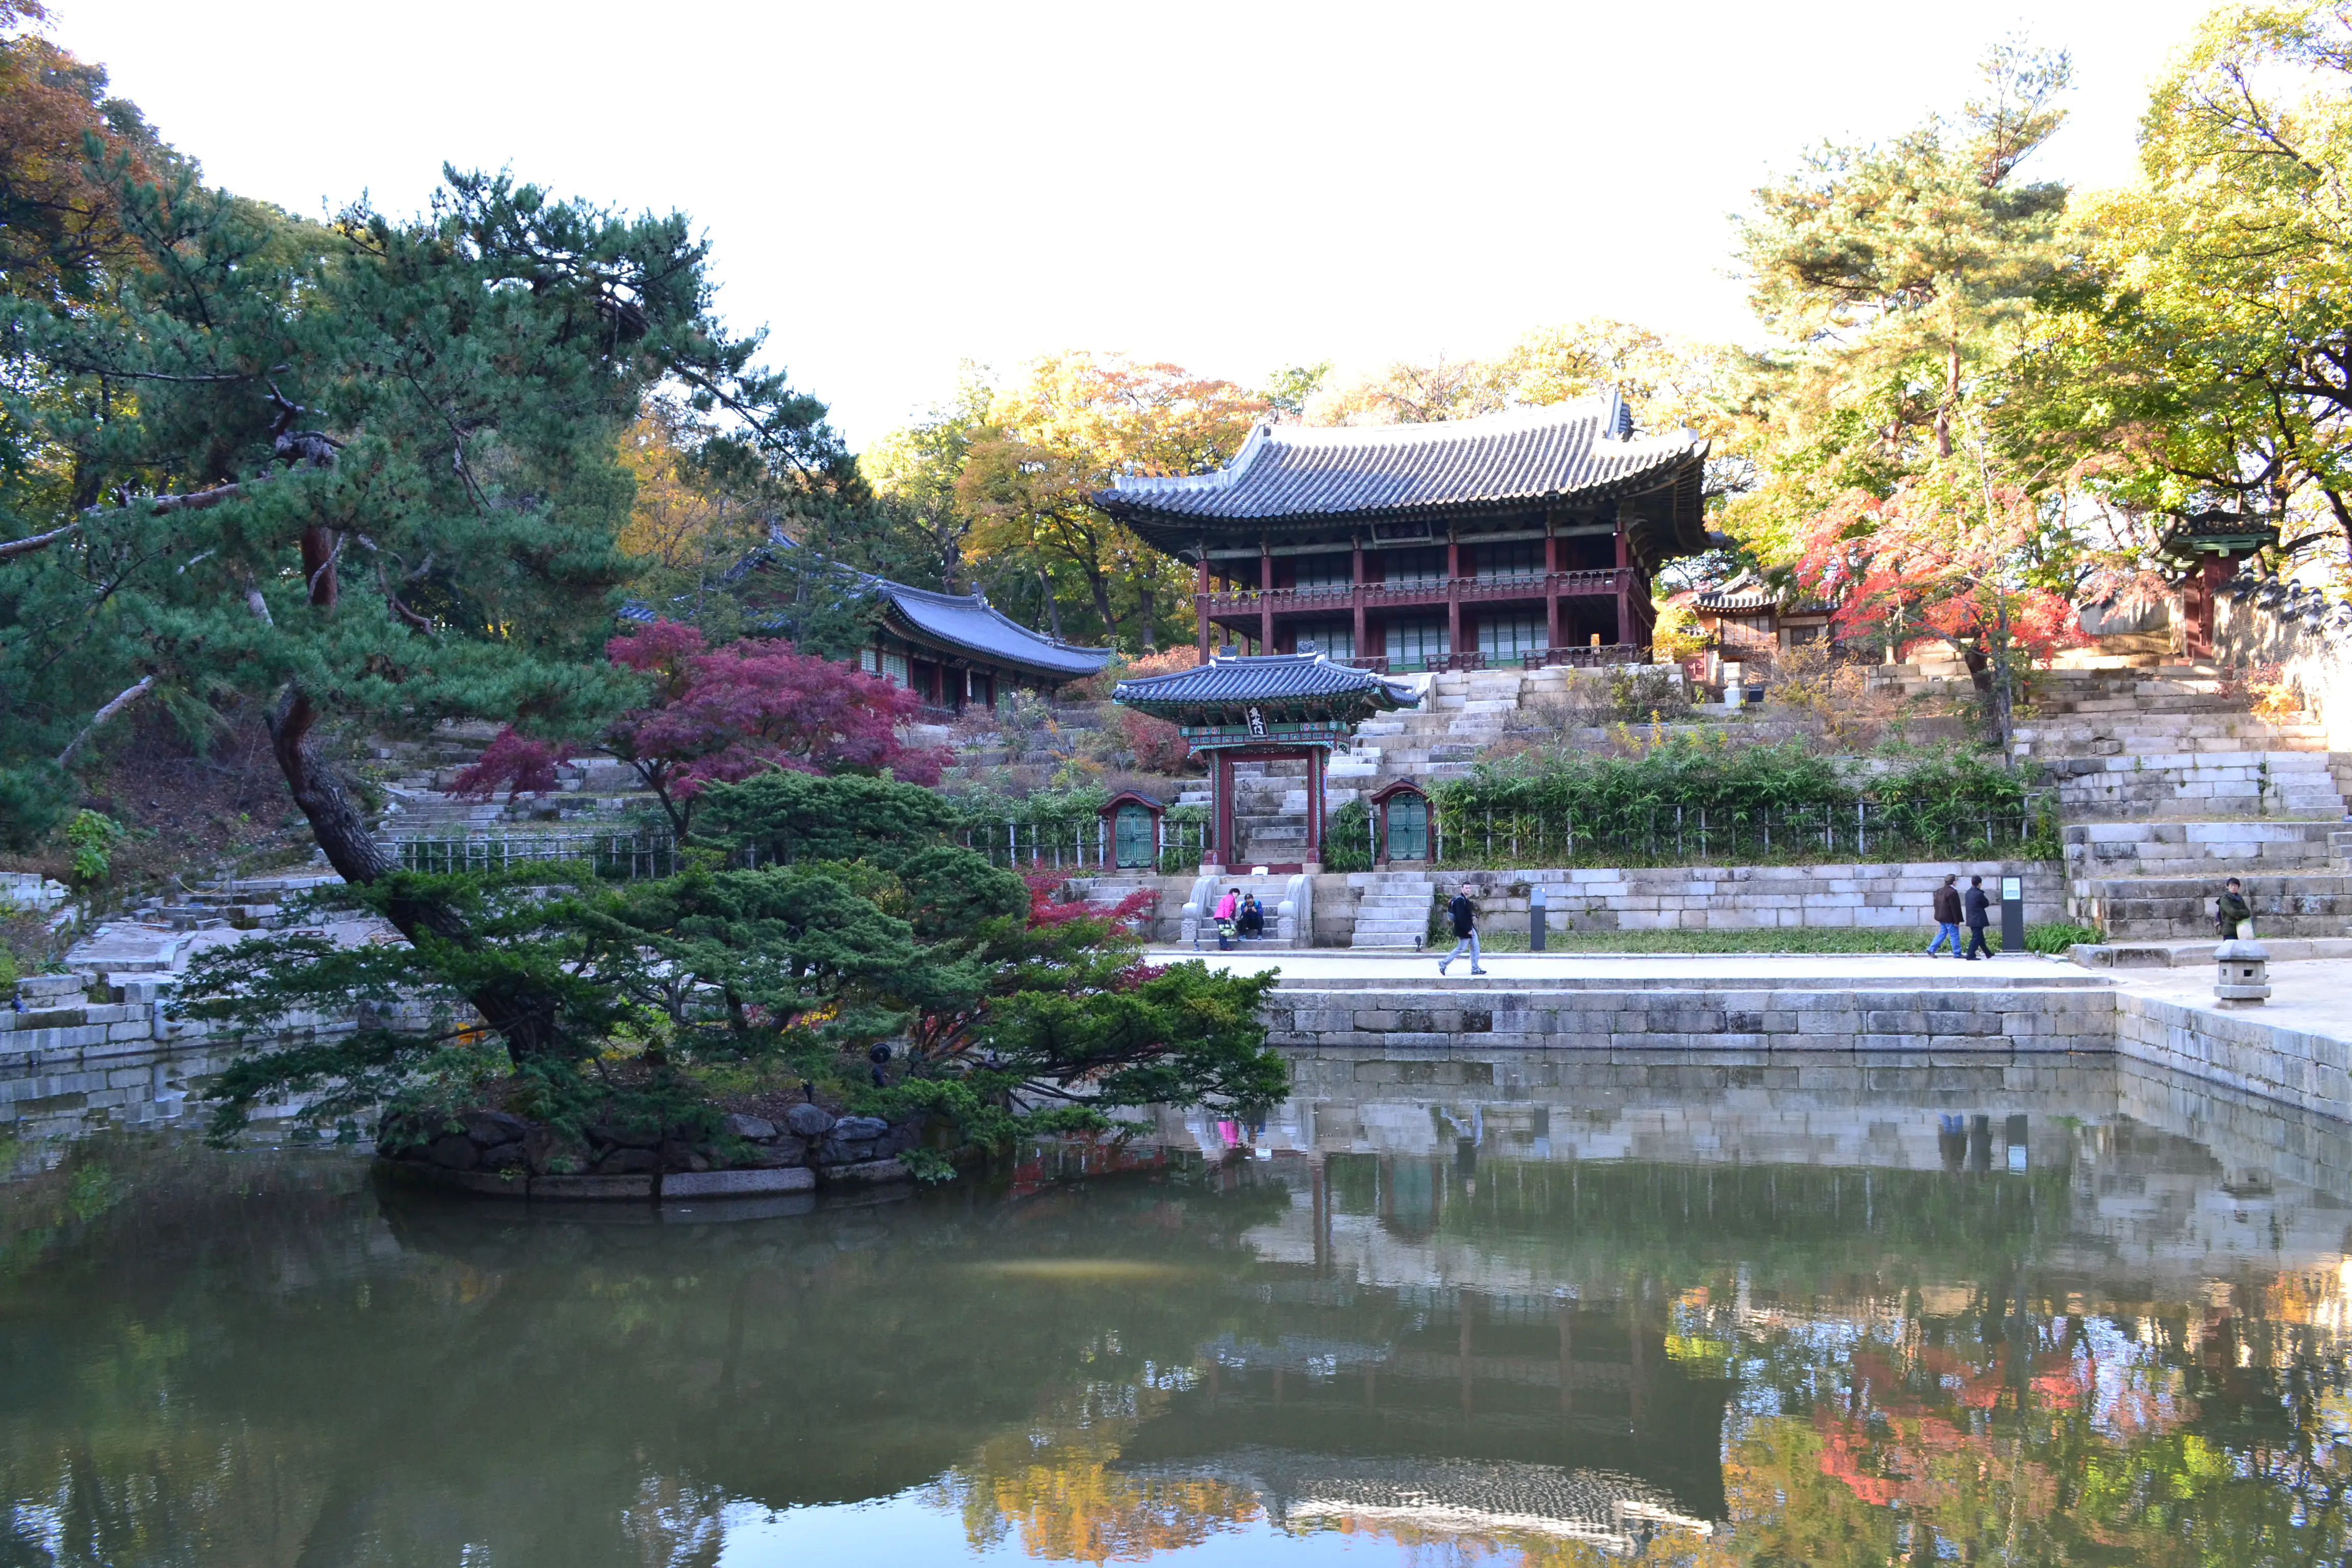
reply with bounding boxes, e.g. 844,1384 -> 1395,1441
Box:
1962,874 -> 1994,960
1437,883 -> 1486,975
1927,874 -> 1964,957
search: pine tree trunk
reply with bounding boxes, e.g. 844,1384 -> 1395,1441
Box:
267,687 -> 568,1064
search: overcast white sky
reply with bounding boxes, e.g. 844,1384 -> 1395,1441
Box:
52,1 -> 2217,450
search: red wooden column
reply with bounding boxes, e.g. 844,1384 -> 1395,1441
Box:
1195,555 -> 1211,660
1259,542 -> 1275,654
1446,537 -> 1463,665
1613,529 -> 1633,649
1544,533 -> 1562,651
1351,541 -> 1367,664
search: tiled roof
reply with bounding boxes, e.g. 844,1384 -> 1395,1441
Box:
873,582 -> 1110,679
1114,651 -> 1416,722
626,536 -> 1109,682
1695,589 -> 1777,613
2161,509 -> 2278,555
1096,397 -> 1706,546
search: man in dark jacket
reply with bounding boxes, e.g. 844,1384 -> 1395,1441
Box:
1927,874 -> 1963,957
2216,877 -> 2252,939
1437,883 -> 1486,975
1962,874 -> 1993,960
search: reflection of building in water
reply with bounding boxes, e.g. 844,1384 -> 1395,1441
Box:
1125,1447 -> 1711,1555
1117,1278 -> 1732,1553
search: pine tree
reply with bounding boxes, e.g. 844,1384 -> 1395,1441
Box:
0,161 -> 841,1059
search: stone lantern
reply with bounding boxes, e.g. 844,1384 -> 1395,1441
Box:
2214,939 -> 2272,1007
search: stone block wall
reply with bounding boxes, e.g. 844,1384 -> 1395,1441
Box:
1114,860 -> 2065,947
2116,990 -> 2352,1122
2218,592 -> 2352,752
1448,862 -> 2063,935
2064,819 -> 2341,877
2,973 -> 345,1140
1267,981 -> 2116,1058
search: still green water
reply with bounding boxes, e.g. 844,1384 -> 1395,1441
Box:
4,1059 -> 2351,1566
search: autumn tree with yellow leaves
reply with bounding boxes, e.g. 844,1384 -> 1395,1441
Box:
954,352 -> 1265,651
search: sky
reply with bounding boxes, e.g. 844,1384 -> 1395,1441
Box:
52,0 -> 2220,451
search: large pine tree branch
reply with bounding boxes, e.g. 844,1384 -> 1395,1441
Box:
0,481 -> 253,561
55,675 -> 155,767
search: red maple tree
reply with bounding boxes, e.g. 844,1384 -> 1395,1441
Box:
457,620 -> 945,836
1796,479 -> 2085,756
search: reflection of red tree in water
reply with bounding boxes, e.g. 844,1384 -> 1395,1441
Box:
1812,1341 -> 2099,1510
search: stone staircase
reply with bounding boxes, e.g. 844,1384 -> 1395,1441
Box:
2015,667 -> 2341,817
2033,667 -> 2352,942
1178,871 -> 1312,950
1346,869 -> 1435,949
1227,757 -> 1314,866
1342,669 -> 1585,801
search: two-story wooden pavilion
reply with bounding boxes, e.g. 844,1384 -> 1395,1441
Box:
1095,396 -> 1708,672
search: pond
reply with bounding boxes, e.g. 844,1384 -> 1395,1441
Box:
4,1054 -> 2349,1566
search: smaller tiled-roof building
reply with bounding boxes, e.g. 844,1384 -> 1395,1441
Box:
626,535 -> 1110,714
1688,576 -> 1833,666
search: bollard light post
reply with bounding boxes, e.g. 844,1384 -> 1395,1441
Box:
1529,885 -> 1547,953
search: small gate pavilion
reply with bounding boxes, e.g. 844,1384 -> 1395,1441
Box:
1113,648 -> 1415,872
1096,395 -> 1708,672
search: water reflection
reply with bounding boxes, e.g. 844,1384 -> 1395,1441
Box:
2,1054 -> 2349,1565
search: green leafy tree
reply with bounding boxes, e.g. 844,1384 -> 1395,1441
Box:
2024,3 -> 2352,568
0,156 -> 840,1059
1728,39 -> 2075,564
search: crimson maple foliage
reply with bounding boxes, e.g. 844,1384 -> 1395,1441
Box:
461,620 -> 945,836
1796,483 -> 2083,669
450,728 -> 562,801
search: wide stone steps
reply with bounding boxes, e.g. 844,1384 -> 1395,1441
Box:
2074,871 -> 2352,939
1349,872 -> 1435,949
2064,820 -> 2347,875
2041,748 -> 2345,818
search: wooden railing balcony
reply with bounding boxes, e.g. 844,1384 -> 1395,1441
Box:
1199,569 -> 1633,618
1344,644 -> 1645,675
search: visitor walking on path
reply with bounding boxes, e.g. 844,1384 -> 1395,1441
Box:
2215,877 -> 2253,939
1438,884 -> 1486,975
1927,874 -> 1964,957
1962,874 -> 1994,960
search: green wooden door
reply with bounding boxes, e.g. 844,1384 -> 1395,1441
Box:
1386,796 -> 1428,862
1113,805 -> 1155,868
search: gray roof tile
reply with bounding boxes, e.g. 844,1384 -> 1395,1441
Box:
1096,397 -> 1704,533
1114,652 -> 1416,721
873,583 -> 1110,679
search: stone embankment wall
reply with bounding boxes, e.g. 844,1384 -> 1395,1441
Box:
1266,976 -> 2352,1129
2114,991 -> 2350,1122
1267,980 -> 2115,1059
0,972 -> 341,1139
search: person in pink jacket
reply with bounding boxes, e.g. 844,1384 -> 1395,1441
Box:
1212,887 -> 1241,951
